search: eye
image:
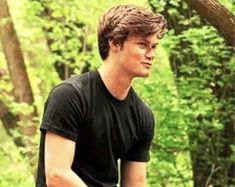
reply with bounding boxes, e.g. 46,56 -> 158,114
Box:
151,44 -> 157,50
137,42 -> 147,48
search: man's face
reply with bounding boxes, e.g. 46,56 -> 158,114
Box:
115,33 -> 159,78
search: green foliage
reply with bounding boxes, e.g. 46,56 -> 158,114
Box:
0,122 -> 34,187
148,0 -> 235,185
0,0 -> 234,186
219,0 -> 235,13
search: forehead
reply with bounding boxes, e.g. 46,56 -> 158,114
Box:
127,34 -> 159,44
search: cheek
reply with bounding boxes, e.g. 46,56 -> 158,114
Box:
129,48 -> 145,60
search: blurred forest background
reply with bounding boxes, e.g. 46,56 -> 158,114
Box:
0,0 -> 234,186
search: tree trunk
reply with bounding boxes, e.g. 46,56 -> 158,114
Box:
185,0 -> 235,46
0,0 -> 35,104
0,0 -> 37,153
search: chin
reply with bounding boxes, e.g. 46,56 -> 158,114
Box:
135,71 -> 150,78
141,73 -> 150,78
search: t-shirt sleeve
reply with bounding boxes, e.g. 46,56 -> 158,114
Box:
121,110 -> 155,162
40,83 -> 84,142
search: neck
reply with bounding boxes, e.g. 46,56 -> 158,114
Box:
98,61 -> 133,100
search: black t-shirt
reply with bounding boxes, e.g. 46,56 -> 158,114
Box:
36,71 -> 155,187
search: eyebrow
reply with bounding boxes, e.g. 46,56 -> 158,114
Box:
138,39 -> 159,46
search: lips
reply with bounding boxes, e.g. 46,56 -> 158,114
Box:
142,62 -> 152,68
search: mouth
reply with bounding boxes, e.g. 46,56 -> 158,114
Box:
142,62 -> 152,68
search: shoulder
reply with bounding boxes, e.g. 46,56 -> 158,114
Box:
129,89 -> 155,136
46,71 -> 96,110
131,89 -> 154,120
63,71 -> 93,92
49,71 -> 94,98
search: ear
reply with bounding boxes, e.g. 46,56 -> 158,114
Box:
109,40 -> 120,52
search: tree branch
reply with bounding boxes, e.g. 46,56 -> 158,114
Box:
185,0 -> 235,46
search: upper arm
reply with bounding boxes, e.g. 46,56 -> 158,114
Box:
121,160 -> 147,187
44,132 -> 89,187
45,131 -> 76,174
41,83 -> 84,142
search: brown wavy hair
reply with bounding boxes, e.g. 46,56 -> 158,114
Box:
98,4 -> 168,60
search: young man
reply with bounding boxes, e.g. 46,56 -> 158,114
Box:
36,4 -> 167,187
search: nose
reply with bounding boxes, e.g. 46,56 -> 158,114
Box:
145,48 -> 155,60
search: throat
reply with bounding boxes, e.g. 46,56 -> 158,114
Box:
97,67 -> 132,101
112,85 -> 131,100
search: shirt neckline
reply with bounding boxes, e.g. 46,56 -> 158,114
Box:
93,70 -> 133,105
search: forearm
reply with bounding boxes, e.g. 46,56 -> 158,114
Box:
121,160 -> 147,187
46,168 -> 87,187
121,171 -> 146,187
